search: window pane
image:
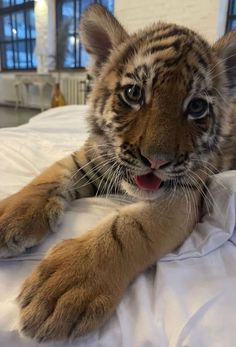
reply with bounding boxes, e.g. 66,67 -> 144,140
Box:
2,15 -> 12,41
27,8 -> 35,38
99,0 -> 114,12
31,39 -> 37,68
18,40 -> 27,68
232,0 -> 236,14
0,0 -> 11,8
5,43 -> 14,68
62,0 -> 74,17
229,19 -> 236,30
75,37 -> 80,67
80,46 -> 89,67
13,41 -> 19,68
64,35 -> 75,67
80,0 -> 94,13
75,0 -> 80,27
57,0 -> 114,68
14,0 -> 25,4
27,38 -> 36,68
0,2 -> 36,70
62,0 -> 75,34
12,11 -> 25,39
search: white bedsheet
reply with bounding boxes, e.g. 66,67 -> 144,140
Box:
0,105 -> 236,347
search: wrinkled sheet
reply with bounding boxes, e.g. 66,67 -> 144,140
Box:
0,105 -> 236,347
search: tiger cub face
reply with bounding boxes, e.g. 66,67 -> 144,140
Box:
80,4 -> 236,200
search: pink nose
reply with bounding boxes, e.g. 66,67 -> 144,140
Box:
147,158 -> 170,170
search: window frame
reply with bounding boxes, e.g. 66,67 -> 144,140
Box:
56,0 -> 114,71
56,0 -> 83,71
0,0 -> 36,72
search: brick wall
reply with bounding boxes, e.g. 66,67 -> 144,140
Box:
35,0 -> 56,73
115,0 -> 228,43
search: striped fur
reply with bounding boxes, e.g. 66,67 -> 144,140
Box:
1,4 -> 236,341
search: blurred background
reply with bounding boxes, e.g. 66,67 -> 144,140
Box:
0,0 -> 233,126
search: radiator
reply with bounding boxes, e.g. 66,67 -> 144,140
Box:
61,78 -> 87,105
1,78 -> 18,104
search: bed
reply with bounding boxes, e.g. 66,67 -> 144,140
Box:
0,105 -> 236,347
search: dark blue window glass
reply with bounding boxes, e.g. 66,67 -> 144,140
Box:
226,0 -> 236,32
14,0 -> 25,4
5,42 -> 14,68
0,0 -> 36,70
0,0 -> 28,7
57,0 -> 114,69
27,8 -> 35,39
0,0 -> 11,7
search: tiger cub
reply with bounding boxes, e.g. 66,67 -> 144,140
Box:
0,4 -> 236,342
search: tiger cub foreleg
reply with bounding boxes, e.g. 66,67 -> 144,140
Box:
18,187 -> 200,342
0,141 -> 105,258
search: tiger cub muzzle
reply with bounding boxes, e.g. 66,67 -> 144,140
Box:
119,143 -> 190,191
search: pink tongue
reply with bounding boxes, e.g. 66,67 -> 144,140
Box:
134,173 -> 162,190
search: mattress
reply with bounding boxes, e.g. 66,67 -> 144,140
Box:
0,105 -> 236,347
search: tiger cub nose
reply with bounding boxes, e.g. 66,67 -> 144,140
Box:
146,158 -> 170,170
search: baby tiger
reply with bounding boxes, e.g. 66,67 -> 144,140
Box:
0,4 -> 236,342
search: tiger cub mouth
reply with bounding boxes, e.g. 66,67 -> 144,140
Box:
134,173 -> 162,191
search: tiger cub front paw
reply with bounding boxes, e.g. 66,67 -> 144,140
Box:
18,237 -> 124,342
0,187 -> 65,258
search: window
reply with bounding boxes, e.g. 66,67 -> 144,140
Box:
226,0 -> 236,32
56,0 -> 114,69
0,0 -> 36,70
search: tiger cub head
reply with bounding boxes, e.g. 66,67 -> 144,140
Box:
80,4 -> 236,200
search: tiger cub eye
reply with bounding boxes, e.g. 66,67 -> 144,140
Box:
124,85 -> 143,104
187,98 -> 208,119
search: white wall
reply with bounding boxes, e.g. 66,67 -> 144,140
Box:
115,0 -> 228,43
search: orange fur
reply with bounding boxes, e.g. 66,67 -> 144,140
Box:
0,4 -> 236,342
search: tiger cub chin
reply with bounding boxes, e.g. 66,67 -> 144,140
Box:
0,3 -> 235,342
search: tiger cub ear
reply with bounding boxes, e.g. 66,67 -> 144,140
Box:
213,30 -> 236,93
80,4 -> 129,77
